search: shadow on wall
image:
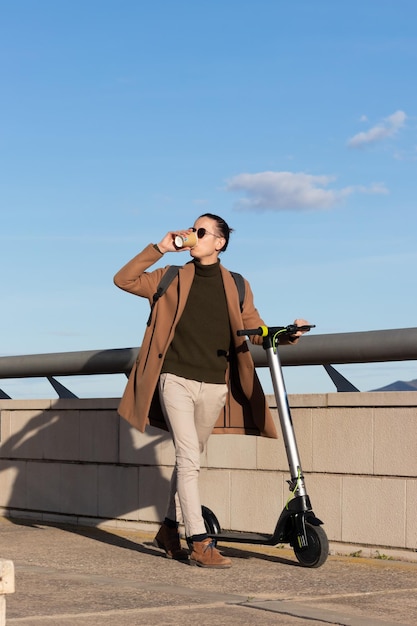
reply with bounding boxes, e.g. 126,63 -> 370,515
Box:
0,403 -> 173,553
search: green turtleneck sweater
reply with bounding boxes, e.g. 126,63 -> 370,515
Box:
161,260 -> 231,383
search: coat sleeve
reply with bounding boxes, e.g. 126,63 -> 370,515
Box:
113,244 -> 167,301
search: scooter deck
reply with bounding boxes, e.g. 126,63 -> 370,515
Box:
207,531 -> 277,545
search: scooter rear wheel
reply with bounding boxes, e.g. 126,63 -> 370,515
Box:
293,523 -> 328,568
201,505 -> 220,545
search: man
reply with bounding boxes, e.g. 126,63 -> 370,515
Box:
114,213 -> 308,568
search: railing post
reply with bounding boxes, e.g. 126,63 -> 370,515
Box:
0,560 -> 15,626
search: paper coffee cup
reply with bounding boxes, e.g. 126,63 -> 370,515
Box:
174,232 -> 198,248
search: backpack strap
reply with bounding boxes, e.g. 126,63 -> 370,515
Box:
147,266 -> 245,327
146,265 -> 180,326
230,271 -> 245,312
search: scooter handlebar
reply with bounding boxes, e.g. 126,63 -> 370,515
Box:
237,327 -> 264,337
237,324 -> 315,337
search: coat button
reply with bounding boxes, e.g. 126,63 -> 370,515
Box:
158,353 -> 163,358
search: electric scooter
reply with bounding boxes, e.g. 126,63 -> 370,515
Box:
202,324 -> 329,568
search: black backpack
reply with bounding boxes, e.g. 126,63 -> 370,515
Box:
147,265 -> 245,326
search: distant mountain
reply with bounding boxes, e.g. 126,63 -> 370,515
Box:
371,379 -> 417,392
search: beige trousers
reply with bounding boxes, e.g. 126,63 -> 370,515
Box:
158,373 -> 228,538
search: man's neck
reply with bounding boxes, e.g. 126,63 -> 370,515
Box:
193,252 -> 220,265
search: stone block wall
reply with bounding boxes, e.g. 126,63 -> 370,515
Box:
0,393 -> 416,552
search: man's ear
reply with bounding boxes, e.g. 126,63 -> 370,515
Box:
216,237 -> 226,251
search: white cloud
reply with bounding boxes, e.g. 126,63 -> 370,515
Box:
356,182 -> 389,195
347,110 -> 407,148
340,182 -> 389,198
226,171 -> 339,211
226,170 -> 386,211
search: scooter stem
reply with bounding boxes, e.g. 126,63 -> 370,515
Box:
264,337 -> 308,497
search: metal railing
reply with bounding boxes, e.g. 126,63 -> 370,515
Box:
0,327 -> 416,398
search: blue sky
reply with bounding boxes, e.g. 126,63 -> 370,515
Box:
1,0 -> 416,398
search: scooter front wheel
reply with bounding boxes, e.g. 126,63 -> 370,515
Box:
293,523 -> 329,568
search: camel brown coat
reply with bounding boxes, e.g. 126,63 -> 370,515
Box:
114,244 -> 278,439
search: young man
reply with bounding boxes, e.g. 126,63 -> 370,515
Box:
114,213 -> 308,568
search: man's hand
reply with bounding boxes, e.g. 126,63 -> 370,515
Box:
157,229 -> 194,254
289,319 -> 312,343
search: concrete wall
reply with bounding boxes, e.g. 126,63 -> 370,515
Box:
1,393 -> 416,553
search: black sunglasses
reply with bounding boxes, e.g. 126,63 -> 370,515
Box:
190,227 -> 220,239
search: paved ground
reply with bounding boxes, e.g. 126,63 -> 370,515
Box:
1,517 -> 417,625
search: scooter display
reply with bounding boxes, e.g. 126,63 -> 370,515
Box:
202,324 -> 329,568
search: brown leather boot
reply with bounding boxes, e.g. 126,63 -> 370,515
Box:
153,523 -> 189,561
189,538 -> 232,568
